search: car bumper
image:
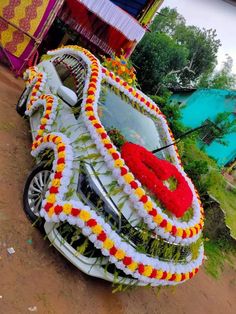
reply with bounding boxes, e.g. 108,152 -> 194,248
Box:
44,222 -> 144,286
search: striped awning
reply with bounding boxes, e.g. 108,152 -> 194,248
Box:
69,0 -> 146,42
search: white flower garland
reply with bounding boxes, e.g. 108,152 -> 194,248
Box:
23,46 -> 205,286
31,132 -> 204,287
48,46 -> 204,246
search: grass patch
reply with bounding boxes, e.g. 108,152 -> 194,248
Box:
178,139 -> 236,238
204,240 -> 226,278
209,187 -> 236,239
204,240 -> 236,279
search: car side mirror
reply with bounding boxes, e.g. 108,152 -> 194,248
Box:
57,86 -> 78,107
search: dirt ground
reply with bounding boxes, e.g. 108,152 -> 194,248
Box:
0,64 -> 236,314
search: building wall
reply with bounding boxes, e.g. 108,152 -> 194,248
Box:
172,89 -> 236,166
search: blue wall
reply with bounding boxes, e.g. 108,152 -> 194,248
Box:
171,89 -> 236,166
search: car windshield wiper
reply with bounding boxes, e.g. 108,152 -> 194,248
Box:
152,124 -> 209,154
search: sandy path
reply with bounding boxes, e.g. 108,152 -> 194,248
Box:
0,64 -> 236,314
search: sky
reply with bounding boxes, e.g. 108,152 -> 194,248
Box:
159,0 -> 236,73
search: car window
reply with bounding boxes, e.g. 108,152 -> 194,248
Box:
98,85 -> 165,158
53,54 -> 87,102
54,62 -> 77,93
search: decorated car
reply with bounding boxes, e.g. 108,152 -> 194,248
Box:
17,45 -> 204,287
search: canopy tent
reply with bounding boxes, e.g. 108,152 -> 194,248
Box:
110,0 -> 154,18
0,0 -> 63,75
59,0 -> 146,56
110,0 -> 164,25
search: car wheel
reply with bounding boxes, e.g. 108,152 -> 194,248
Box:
23,163 -> 52,227
16,87 -> 30,116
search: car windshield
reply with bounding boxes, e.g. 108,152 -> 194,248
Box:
98,86 -> 165,155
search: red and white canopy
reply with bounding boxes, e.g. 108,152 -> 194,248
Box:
62,0 -> 146,56
78,0 -> 146,41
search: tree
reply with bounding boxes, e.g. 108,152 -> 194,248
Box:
150,7 -> 186,35
173,26 -> 220,86
200,111 -> 236,146
150,94 -> 187,137
198,55 -> 236,89
131,31 -> 188,94
131,7 -> 221,94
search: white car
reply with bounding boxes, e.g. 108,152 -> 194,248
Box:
17,46 -> 204,287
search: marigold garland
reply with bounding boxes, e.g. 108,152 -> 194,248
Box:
23,45 -> 205,286
102,52 -> 137,87
26,46 -> 204,245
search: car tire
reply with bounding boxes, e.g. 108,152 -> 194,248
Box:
16,87 -> 30,116
23,163 -> 52,227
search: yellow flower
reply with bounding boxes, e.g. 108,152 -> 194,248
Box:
143,201 -> 153,212
63,203 -> 72,215
48,206 -> 55,218
51,179 -> 61,188
58,151 -> 65,159
91,119 -> 99,125
165,222 -> 172,233
46,194 -> 56,204
156,270 -> 163,279
103,238 -> 114,250
185,272 -> 190,280
37,130 -> 44,136
79,210 -> 91,222
89,87 -> 96,93
49,134 -> 55,142
54,137 -> 62,144
114,159 -> 124,168
127,262 -> 138,272
96,128 -> 105,134
143,265 -> 153,277
166,272 -> 172,280
87,95 -> 95,101
185,228 -> 191,237
108,148 -> 117,155
176,228 -> 183,237
85,111 -> 94,117
102,139 -> 111,145
123,173 -> 134,183
56,164 -> 65,172
153,214 -> 163,224
41,118 -> 48,125
115,249 -> 125,260
135,187 -> 145,198
92,224 -> 103,235
175,273 -> 182,282
58,143 -> 65,149
43,135 -> 49,142
128,78 -> 133,84
191,227 -> 196,236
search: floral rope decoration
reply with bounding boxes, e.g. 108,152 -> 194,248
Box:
26,94 -> 58,138
102,52 -> 137,87
24,66 -> 47,112
47,46 -> 204,246
31,132 -> 203,286
23,45 -> 205,286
